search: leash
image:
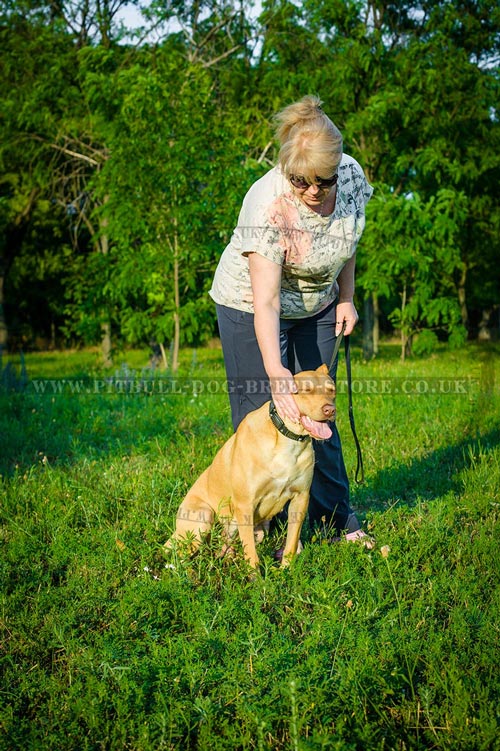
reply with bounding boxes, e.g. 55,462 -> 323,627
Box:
328,321 -> 365,484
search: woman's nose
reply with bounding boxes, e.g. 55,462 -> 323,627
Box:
307,183 -> 321,194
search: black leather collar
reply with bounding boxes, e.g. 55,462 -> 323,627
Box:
269,401 -> 310,442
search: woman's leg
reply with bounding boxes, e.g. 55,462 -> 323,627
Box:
286,304 -> 360,535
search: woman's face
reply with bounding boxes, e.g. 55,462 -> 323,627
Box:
289,173 -> 338,211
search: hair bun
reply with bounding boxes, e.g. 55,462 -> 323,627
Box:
274,95 -> 327,145
294,95 -> 324,120
273,96 -> 343,178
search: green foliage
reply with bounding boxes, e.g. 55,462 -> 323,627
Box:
95,53 -> 237,348
412,329 -> 439,356
359,188 -> 469,349
1,343 -> 499,749
0,15 -> 81,344
1,0 -> 499,353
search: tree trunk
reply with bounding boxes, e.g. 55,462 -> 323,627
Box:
478,308 -> 493,341
172,233 -> 180,373
457,265 -> 469,329
99,201 -> 113,368
158,342 -> 168,370
101,321 -> 112,366
373,293 -> 380,355
0,273 -> 7,351
167,202 -> 182,373
362,292 -> 380,359
362,293 -> 374,360
400,283 -> 407,362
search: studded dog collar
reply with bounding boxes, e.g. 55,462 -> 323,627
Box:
269,401 -> 310,442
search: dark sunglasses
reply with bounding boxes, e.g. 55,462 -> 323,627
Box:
289,173 -> 339,190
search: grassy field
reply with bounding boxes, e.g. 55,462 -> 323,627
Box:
1,340 -> 499,750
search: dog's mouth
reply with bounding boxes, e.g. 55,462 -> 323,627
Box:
300,415 -> 333,441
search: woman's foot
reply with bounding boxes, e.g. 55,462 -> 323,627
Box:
343,529 -> 376,549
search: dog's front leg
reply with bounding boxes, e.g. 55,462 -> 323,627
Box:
280,492 -> 309,567
234,506 -> 260,569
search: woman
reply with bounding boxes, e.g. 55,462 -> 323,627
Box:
209,95 -> 373,548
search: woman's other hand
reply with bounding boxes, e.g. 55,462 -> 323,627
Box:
335,300 -> 358,336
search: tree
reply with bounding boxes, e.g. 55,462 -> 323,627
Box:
0,9 -> 79,348
359,188 -> 469,359
91,50 -> 245,370
297,0 -> 500,350
1,0 -> 499,355
0,1 -> 134,361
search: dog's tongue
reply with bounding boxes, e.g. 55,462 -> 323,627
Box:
300,416 -> 332,440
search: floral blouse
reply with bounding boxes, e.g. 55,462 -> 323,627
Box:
209,154 -> 373,319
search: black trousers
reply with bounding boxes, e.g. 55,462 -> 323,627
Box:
216,302 -> 360,534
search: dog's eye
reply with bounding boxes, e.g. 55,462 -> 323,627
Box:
296,378 -> 314,392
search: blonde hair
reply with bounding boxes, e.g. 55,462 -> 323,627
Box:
274,95 -> 343,181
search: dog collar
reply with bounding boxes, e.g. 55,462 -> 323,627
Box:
269,401 -> 310,442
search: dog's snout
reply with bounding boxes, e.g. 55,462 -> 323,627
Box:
323,404 -> 335,418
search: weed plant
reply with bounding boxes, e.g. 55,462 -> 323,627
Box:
1,342 -> 499,750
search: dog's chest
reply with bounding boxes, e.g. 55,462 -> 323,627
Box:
268,443 -> 313,483
252,444 -> 314,517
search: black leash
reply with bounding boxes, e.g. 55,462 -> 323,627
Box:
328,321 -> 365,484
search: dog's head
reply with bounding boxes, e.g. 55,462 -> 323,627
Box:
293,364 -> 336,440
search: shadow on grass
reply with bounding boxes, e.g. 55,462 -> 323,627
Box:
0,349 -> 233,476
0,387 -> 231,476
353,427 -> 500,516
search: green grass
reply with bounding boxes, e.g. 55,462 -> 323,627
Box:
1,341 -> 499,750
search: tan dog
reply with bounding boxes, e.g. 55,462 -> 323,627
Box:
164,364 -> 336,569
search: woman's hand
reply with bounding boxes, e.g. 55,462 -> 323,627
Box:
336,253 -> 358,335
335,300 -> 359,336
268,364 -> 301,423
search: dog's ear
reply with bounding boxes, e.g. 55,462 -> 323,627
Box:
317,364 -> 329,375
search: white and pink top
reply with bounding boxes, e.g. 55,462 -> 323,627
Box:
210,154 -> 373,319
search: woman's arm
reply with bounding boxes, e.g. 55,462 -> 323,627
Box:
248,252 -> 301,422
335,253 -> 359,335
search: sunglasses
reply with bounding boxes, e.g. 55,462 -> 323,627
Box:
289,173 -> 339,190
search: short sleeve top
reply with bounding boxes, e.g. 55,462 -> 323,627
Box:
209,154 -> 373,319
